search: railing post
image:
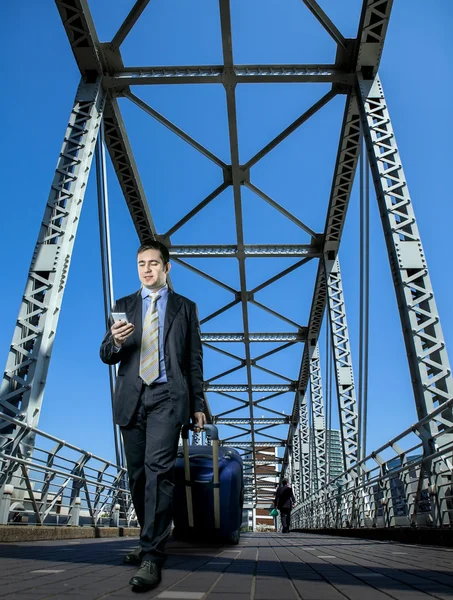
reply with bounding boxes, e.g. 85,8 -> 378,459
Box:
381,475 -> 396,528
112,503 -> 120,527
0,485 -> 14,525
68,497 -> 81,527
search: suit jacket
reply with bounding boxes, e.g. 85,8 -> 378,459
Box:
274,484 -> 296,510
100,288 -> 205,427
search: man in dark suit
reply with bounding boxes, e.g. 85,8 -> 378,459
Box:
100,241 -> 206,591
274,479 -> 296,533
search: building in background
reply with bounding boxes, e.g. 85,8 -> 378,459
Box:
241,431 -> 345,530
242,446 -> 279,531
308,428 -> 345,490
326,429 -> 344,483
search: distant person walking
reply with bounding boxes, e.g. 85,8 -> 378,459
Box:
274,479 -> 296,533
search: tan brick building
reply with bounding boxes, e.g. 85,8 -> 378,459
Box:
243,446 -> 280,530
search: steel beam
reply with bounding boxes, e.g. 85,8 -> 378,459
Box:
106,65 -> 352,88
0,79 -> 104,445
224,441 -> 285,448
245,183 -> 318,238
244,90 -> 337,170
55,0 -> 102,74
242,459 -> 281,465
291,392 -> 304,503
218,0 -> 258,499
206,384 -> 295,393
301,0 -> 346,48
292,421 -> 302,504
56,1 -> 158,248
103,99 -> 179,298
358,74 -> 453,428
355,0 -> 394,76
169,244 -> 319,258
300,390 -> 311,501
110,0 -> 151,49
216,418 -> 288,425
95,122 -> 125,469
309,344 -> 326,488
125,91 -> 228,171
164,183 -> 230,238
103,98 -> 157,242
325,257 -> 359,472
201,333 -> 305,343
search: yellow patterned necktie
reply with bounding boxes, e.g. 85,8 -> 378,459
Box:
139,293 -> 160,385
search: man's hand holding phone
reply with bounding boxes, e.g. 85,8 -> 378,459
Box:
111,313 -> 135,347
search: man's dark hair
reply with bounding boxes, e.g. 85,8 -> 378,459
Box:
137,241 -> 170,266
282,479 -> 288,486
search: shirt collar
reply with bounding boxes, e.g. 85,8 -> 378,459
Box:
141,285 -> 168,300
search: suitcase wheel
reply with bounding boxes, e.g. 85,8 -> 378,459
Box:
228,529 -> 240,545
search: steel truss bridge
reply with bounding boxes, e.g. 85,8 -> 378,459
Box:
0,0 -> 452,531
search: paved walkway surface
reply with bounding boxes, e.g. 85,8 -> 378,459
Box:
0,532 -> 452,599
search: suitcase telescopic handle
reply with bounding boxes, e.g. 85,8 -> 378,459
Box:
181,423 -> 219,440
180,423 -> 221,530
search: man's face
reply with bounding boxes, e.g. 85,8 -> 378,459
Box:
137,249 -> 170,290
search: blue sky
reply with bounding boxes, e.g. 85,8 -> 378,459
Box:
1,1 -> 452,467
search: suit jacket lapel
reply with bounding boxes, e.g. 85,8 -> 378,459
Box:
164,290 -> 182,344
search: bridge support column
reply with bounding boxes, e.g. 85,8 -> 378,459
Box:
0,485 -> 14,525
300,391 -> 311,510
0,79 -> 105,498
325,258 -> 359,471
358,74 -> 453,526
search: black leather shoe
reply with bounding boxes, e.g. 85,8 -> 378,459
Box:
129,560 -> 162,590
123,546 -> 142,565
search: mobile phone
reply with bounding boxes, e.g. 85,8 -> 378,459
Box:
112,312 -> 129,324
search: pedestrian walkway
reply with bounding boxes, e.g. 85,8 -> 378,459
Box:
0,532 -> 452,599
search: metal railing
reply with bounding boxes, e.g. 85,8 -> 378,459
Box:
2,400 -> 452,531
292,398 -> 453,529
0,412 -> 136,527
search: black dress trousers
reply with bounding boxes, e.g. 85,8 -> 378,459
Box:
280,508 -> 292,533
120,382 -> 181,566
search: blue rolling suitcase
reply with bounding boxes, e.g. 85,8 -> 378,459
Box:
173,424 -> 244,544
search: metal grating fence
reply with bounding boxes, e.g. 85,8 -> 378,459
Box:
292,397 -> 453,529
0,412 -> 135,527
